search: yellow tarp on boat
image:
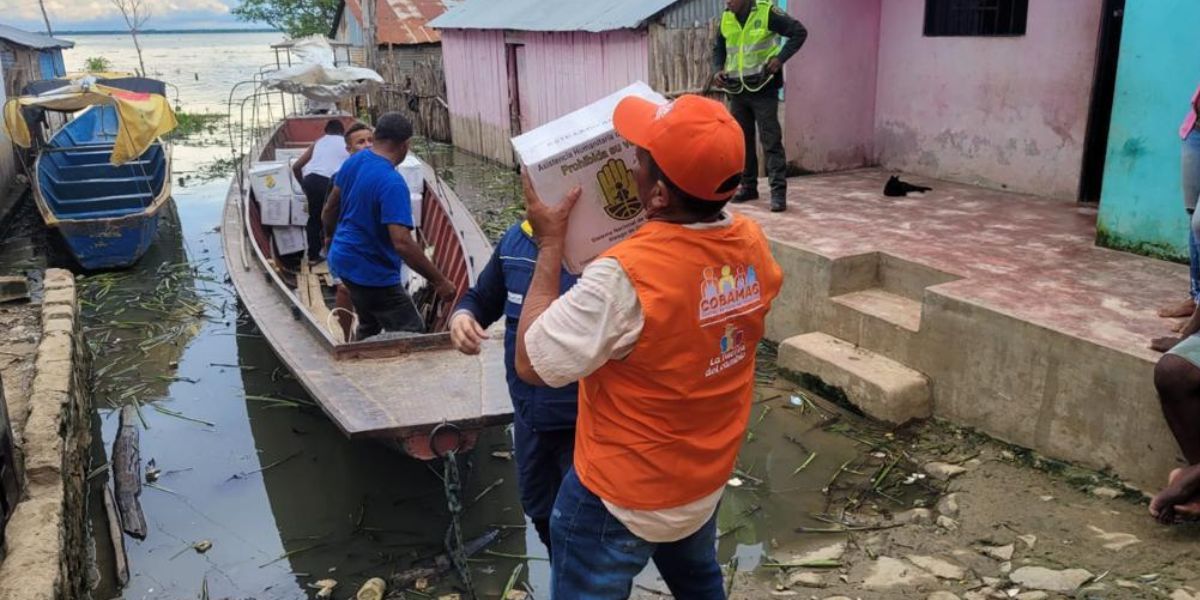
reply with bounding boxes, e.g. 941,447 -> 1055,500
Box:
3,81 -> 177,166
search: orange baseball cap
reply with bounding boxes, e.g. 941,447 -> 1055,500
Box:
613,94 -> 745,202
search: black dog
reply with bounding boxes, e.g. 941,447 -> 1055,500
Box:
884,176 -> 932,197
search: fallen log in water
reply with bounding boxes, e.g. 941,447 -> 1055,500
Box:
103,483 -> 129,586
112,405 -> 146,539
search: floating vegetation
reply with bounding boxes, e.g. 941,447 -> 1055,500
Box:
79,259 -> 223,410
196,155 -> 241,182
169,112 -> 228,140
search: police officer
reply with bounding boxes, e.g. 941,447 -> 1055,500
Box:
448,221 -> 579,555
713,0 -> 807,212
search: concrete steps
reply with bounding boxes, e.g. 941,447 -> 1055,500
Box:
831,288 -> 923,332
779,332 -> 932,425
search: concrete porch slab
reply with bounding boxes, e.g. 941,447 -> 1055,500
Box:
736,169 -> 1185,491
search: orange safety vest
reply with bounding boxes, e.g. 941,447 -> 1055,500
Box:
574,215 -> 783,510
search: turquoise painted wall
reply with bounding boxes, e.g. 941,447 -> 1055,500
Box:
1097,1 -> 1200,260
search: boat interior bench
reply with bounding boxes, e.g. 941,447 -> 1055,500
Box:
38,143 -> 166,220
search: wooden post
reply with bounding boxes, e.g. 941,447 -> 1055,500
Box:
112,405 -> 146,540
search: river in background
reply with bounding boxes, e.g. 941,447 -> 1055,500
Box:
0,31 -> 897,600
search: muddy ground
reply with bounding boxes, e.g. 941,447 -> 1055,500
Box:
0,298 -> 42,445
629,398 -> 1200,600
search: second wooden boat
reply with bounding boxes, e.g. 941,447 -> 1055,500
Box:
6,76 -> 176,270
223,115 -> 510,460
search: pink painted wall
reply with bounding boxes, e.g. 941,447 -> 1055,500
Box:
873,0 -> 1103,198
441,28 -> 512,133
514,30 -> 650,130
441,28 -> 649,162
785,0 -> 882,172
441,29 -> 522,164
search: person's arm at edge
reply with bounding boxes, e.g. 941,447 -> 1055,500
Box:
455,245 -> 506,329
387,224 -> 453,290
292,144 -> 314,184
321,185 -> 341,246
449,246 -> 505,354
515,239 -> 565,386
515,179 -> 582,386
771,8 -> 808,64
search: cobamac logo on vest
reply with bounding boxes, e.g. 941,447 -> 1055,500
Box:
597,158 -> 644,221
699,264 -> 763,326
706,323 -> 749,378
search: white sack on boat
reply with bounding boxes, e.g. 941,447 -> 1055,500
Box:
263,36 -> 383,102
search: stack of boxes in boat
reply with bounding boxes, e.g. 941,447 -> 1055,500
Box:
512,81 -> 666,274
249,150 -> 308,256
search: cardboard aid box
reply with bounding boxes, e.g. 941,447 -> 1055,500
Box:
249,162 -> 296,226
397,154 -> 426,228
272,225 -> 307,256
291,194 -> 309,226
512,81 -> 667,274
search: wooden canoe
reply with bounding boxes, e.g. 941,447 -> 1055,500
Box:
34,103 -> 171,270
222,115 -> 510,460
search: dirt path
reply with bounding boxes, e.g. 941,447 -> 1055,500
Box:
722,421 -> 1200,600
625,406 -> 1200,600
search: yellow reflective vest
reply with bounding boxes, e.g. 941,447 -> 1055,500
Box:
720,1 -> 782,79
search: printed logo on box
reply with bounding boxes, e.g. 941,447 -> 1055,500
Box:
597,158 -> 643,222
699,264 -> 763,326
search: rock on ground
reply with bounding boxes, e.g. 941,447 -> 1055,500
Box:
936,493 -> 960,518
791,542 -> 847,564
785,571 -> 826,589
927,592 -> 961,600
936,515 -> 959,531
979,544 -> 1014,561
1087,525 -> 1141,551
925,462 -> 968,481
1016,592 -> 1049,600
1009,566 -> 1094,593
906,555 -> 966,580
863,556 -> 939,589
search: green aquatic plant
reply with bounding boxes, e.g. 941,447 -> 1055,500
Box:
85,56 -> 113,73
169,112 -> 227,140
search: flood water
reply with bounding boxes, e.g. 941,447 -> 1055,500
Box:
0,32 -> 911,600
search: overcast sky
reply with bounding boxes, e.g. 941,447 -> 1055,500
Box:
0,0 -> 264,32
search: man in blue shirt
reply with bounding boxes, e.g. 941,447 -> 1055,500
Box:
328,113 -> 456,339
450,220 -> 579,554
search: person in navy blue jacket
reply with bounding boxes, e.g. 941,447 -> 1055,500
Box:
450,220 -> 579,554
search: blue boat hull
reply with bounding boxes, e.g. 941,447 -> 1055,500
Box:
34,105 -> 171,270
54,209 -> 163,270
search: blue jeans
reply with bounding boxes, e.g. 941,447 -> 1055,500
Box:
550,469 -> 725,600
1183,131 -> 1200,300
512,416 -> 574,554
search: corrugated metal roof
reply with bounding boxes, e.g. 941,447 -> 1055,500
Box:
429,0 -> 682,32
661,0 -> 724,29
342,0 -> 458,46
0,25 -> 73,50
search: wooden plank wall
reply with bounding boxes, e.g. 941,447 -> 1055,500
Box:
375,46 -> 452,143
440,29 -> 514,165
648,23 -> 719,97
516,30 -> 650,129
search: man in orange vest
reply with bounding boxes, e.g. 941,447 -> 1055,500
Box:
514,94 -> 783,598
